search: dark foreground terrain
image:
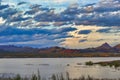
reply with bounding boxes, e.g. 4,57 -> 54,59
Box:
0,72 -> 120,80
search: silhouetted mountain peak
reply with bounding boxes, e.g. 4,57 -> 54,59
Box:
97,42 -> 112,50
102,42 -> 111,47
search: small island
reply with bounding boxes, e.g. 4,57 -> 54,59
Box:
86,60 -> 120,68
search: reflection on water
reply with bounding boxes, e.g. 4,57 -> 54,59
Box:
0,57 -> 120,79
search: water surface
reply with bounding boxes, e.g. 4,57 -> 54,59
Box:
0,57 -> 120,79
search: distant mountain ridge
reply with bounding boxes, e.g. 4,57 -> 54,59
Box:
0,45 -> 39,53
0,43 -> 120,54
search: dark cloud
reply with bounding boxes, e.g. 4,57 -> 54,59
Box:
0,35 -> 61,48
94,0 -> 120,13
74,0 -> 120,26
29,4 -> 41,9
25,4 -> 42,15
25,9 -> 39,15
33,4 -> 79,23
62,5 -> 80,15
0,27 -> 76,36
0,27 -> 50,36
84,3 -> 95,7
79,39 -> 88,42
95,39 -> 105,42
96,28 -> 120,34
78,30 -> 92,34
59,27 -> 77,32
75,11 -> 120,26
96,28 -> 111,33
0,8 -> 18,19
10,15 -> 31,22
31,0 -> 120,26
0,5 -> 9,10
0,26 -> 76,47
80,0 -> 120,13
34,10 -> 56,22
17,2 -> 27,5
0,34 -> 69,43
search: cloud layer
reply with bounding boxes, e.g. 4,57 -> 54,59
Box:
0,0 -> 120,48
1,0 -> 120,28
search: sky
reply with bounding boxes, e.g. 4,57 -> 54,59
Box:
0,0 -> 120,49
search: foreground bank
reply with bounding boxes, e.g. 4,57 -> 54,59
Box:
0,72 -> 120,80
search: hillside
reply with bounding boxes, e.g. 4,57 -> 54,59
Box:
0,43 -> 120,58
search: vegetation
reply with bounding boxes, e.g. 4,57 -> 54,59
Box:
85,60 -> 120,68
0,72 -> 119,80
95,60 -> 120,68
85,61 -> 93,66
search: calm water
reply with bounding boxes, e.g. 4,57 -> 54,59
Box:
0,57 -> 120,79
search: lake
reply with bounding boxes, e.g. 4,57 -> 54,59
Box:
0,57 -> 120,79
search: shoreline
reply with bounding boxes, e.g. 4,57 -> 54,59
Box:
0,56 -> 120,58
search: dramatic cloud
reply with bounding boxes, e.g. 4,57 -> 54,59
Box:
0,0 -> 120,27
0,25 -> 76,47
0,0 -> 120,48
32,0 -> 120,26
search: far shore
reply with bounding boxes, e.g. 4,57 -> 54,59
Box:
0,52 -> 120,58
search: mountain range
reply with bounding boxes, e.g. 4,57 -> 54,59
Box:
0,43 -> 120,57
